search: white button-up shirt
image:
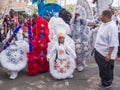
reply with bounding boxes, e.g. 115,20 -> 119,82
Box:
95,21 -> 119,59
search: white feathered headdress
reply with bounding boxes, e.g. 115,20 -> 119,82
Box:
49,17 -> 71,40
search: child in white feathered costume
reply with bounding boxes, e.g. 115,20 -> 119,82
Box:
0,23 -> 28,79
47,17 -> 76,79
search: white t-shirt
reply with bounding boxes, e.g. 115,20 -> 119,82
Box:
95,21 -> 119,59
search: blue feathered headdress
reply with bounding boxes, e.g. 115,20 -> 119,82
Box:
32,0 -> 44,4
40,3 -> 62,18
32,0 -> 62,19
32,0 -> 37,4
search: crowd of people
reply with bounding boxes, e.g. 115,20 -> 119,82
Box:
0,6 -> 120,89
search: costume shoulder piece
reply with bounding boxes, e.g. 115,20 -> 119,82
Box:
94,0 -> 113,16
75,5 -> 86,19
76,0 -> 93,20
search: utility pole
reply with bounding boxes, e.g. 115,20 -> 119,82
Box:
64,0 -> 66,9
118,0 -> 120,6
57,0 -> 61,5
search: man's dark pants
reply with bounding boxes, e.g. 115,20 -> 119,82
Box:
94,50 -> 114,87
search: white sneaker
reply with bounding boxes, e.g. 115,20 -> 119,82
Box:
68,75 -> 73,79
10,71 -> 18,80
77,66 -> 84,72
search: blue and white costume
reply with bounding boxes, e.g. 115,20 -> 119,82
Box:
71,2 -> 94,71
0,28 -> 28,79
72,18 -> 92,71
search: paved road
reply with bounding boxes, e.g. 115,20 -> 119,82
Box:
0,57 -> 120,90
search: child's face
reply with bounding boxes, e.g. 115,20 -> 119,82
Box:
11,24 -> 16,30
23,30 -> 28,38
41,29 -> 44,34
59,36 -> 65,43
24,23 -> 27,26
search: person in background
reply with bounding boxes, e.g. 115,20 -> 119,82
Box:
111,7 -> 120,25
0,28 -> 2,44
32,14 -> 38,27
45,14 -> 50,22
3,15 -> 10,37
94,10 -> 119,88
22,21 -> 28,42
9,9 -> 19,26
111,7 -> 120,60
0,14 -> 3,43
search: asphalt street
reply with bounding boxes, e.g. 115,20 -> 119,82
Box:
0,56 -> 120,90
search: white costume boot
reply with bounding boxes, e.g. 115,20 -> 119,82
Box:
68,74 -> 73,79
10,71 -> 18,80
77,66 -> 84,72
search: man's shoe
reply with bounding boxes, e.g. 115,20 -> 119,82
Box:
98,84 -> 112,89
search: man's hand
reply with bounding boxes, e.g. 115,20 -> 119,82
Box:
105,54 -> 111,62
105,47 -> 114,62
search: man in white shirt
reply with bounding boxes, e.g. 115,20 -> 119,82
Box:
95,10 -> 119,88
